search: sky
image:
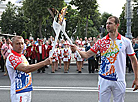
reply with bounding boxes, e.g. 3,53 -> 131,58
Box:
97,0 -> 126,17
5,0 -> 126,17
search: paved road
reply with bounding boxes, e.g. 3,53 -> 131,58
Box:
0,64 -> 138,102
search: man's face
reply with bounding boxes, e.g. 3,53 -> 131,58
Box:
106,18 -> 118,33
25,40 -> 29,45
12,38 -> 24,54
38,41 -> 42,45
85,37 -> 87,40
132,39 -> 135,44
2,38 -> 6,43
90,42 -> 93,46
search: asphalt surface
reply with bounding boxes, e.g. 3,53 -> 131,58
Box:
0,63 -> 138,102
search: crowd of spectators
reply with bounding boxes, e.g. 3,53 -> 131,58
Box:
0,35 -> 137,75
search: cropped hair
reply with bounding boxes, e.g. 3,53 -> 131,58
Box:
108,16 -> 120,24
12,36 -> 23,43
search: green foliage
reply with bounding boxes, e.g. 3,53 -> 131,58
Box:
0,0 -> 103,40
14,7 -> 28,36
119,5 -> 126,36
22,0 -> 65,39
70,0 -> 100,37
0,1 -> 28,37
21,31 -> 27,39
0,2 -> 16,34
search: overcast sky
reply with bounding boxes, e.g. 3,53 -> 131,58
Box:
97,0 -> 126,17
6,0 -> 126,17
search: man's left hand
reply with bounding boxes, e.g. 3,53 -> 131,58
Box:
132,79 -> 138,91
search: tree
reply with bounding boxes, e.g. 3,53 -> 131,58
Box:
14,7 -> 28,36
0,1 -> 27,36
70,0 -> 99,37
65,5 -> 80,39
0,1 -> 16,34
22,0 -> 65,39
119,4 -> 126,36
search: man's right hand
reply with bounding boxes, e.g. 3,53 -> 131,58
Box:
70,44 -> 77,53
45,57 -> 52,65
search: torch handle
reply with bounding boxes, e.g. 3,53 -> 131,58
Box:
49,19 -> 61,57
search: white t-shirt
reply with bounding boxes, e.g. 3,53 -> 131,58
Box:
91,34 -> 135,82
6,50 -> 33,95
77,47 -> 85,61
39,46 -> 42,54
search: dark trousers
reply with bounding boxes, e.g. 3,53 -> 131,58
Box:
95,56 -> 100,70
37,54 -> 45,72
1,57 -> 4,72
127,56 -> 133,72
31,59 -> 35,64
26,57 -> 31,64
88,59 -> 95,73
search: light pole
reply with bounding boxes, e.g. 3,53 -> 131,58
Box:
100,25 -> 104,38
125,0 -> 133,39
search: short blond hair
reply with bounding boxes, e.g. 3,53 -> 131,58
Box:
12,36 -> 24,43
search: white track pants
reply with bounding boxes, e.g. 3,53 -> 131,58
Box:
11,91 -> 31,102
98,77 -> 126,102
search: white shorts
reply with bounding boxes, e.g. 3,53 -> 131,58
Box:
63,58 -> 68,62
52,59 -> 56,62
77,57 -> 83,61
11,91 -> 31,102
98,77 -> 126,102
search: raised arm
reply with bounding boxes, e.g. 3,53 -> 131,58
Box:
16,57 -> 52,73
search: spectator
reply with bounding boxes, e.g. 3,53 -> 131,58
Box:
36,39 -> 46,73
86,41 -> 96,73
1,38 -> 13,76
0,42 -> 3,71
25,39 -> 31,64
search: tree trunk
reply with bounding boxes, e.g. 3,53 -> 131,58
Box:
39,16 -> 43,38
86,15 -> 88,37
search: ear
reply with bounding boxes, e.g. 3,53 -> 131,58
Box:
117,23 -> 120,27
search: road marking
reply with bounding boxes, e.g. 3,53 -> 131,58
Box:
47,73 -> 134,75
0,86 -> 138,92
47,73 -> 99,75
